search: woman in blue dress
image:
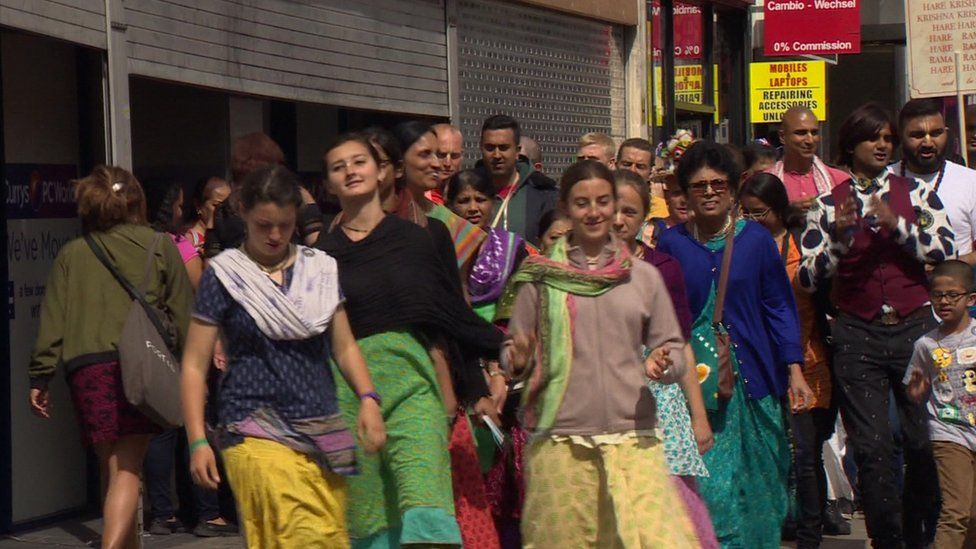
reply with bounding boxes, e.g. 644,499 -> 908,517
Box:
656,141 -> 814,548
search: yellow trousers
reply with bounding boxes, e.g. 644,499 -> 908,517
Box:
522,436 -> 699,549
222,437 -> 349,549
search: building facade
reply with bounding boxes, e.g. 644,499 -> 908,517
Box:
0,0 -> 648,529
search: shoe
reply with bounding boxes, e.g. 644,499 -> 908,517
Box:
781,519 -> 798,542
148,518 -> 180,536
823,501 -> 852,536
193,520 -> 240,537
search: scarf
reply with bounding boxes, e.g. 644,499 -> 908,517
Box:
498,236 -> 631,432
427,204 -> 489,268
773,156 -> 834,196
470,227 -> 524,305
209,245 -> 342,340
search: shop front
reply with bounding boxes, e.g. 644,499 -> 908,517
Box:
648,0 -> 751,145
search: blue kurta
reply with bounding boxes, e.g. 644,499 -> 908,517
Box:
657,220 -> 803,400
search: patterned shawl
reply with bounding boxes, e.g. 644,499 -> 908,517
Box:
498,236 -> 631,432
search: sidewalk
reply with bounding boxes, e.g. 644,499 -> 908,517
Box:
0,518 -> 240,548
0,516 -> 872,548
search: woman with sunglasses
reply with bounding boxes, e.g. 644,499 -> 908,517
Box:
657,141 -> 814,548
740,172 -> 839,548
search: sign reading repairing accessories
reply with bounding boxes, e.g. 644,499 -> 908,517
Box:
763,0 -> 860,56
749,61 -> 827,123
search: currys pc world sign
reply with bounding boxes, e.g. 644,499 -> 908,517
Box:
4,164 -> 77,220
763,0 -> 860,56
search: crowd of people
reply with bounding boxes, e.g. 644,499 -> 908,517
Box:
23,98 -> 976,549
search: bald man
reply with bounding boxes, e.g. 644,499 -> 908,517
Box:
767,107 -> 848,210
966,104 -> 975,169
520,136 -> 544,172
431,123 -> 463,204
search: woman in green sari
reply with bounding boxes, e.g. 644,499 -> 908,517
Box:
656,141 -> 814,548
318,133 -> 504,547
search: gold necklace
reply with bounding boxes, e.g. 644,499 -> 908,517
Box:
241,243 -> 294,274
341,224 -> 371,233
692,215 -> 732,243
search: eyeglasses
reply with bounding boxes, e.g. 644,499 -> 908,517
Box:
930,291 -> 970,303
741,208 -> 770,221
688,179 -> 730,196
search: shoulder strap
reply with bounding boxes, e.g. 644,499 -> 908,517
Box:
713,217 -> 736,325
85,233 -> 175,349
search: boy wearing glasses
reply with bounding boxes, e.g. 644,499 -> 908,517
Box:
906,260 -> 976,548
889,98 -> 976,265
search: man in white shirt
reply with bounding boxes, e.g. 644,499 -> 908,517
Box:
888,98 -> 976,263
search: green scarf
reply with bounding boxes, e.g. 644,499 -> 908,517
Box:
498,236 -> 632,432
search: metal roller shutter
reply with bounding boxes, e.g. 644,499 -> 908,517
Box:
457,0 -> 625,177
124,0 -> 450,117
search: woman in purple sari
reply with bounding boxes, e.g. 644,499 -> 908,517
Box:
446,168 -> 529,547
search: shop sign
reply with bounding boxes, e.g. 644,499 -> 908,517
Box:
650,1 -> 703,62
651,65 -> 720,125
905,0 -> 976,98
763,0 -> 860,56
749,61 -> 827,122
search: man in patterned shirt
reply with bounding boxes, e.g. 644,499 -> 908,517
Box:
798,102 -> 955,548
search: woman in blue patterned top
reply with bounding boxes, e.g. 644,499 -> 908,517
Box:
180,165 -> 385,549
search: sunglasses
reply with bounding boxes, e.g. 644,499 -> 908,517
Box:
688,179 -> 730,196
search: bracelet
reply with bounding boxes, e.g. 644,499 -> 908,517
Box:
359,391 -> 382,406
188,437 -> 210,454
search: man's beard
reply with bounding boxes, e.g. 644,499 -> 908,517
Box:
907,147 -> 945,174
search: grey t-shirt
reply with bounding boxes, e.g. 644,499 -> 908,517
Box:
904,318 -> 976,451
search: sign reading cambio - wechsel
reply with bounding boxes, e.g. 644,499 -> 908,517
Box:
905,0 -> 976,97
749,61 -> 827,122
764,0 -> 860,56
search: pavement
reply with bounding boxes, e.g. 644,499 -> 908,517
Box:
0,517 -> 241,548
0,515 -> 873,548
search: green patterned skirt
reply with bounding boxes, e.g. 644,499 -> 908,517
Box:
333,330 -> 462,548
698,378 -> 790,549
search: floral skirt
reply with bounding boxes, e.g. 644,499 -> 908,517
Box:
67,361 -> 160,446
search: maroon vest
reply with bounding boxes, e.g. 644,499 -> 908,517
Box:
831,175 -> 929,321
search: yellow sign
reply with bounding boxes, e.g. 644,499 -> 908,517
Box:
749,61 -> 826,123
651,64 -> 720,126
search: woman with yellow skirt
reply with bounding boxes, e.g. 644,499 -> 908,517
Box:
502,159 -> 699,547
181,165 -> 386,548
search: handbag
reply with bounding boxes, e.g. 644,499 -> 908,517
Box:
86,233 -> 183,429
713,221 -> 736,400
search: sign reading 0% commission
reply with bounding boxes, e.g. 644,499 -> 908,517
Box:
749,61 -> 827,123
764,0 -> 860,56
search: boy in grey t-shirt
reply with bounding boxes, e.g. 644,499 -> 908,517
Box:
906,260 -> 976,547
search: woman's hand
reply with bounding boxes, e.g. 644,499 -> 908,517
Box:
505,333 -> 536,375
488,370 -> 509,415
28,388 -> 51,419
357,398 -> 387,454
189,443 -> 221,490
645,346 -> 674,381
691,416 -> 714,455
473,396 -> 501,427
788,364 -> 815,413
